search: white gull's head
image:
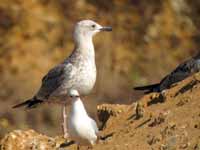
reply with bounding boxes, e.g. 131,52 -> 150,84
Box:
73,20 -> 112,44
69,89 -> 80,98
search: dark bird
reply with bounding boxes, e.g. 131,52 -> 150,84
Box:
134,52 -> 200,94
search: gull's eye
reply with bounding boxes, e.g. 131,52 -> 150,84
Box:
92,24 -> 96,28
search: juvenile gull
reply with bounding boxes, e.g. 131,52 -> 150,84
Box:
67,89 -> 98,149
13,20 -> 112,138
134,52 -> 200,94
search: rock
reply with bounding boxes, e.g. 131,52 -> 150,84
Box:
0,130 -> 57,150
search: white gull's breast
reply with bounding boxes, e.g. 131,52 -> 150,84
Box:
74,59 -> 96,94
56,59 -> 96,96
67,99 -> 98,146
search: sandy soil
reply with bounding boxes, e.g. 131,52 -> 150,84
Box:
1,73 -> 200,150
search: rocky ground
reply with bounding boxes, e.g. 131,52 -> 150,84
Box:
1,73 -> 200,150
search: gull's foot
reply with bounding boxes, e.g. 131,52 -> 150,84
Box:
64,133 -> 68,139
62,122 -> 68,139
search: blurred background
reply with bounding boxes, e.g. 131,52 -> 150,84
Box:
0,0 -> 199,137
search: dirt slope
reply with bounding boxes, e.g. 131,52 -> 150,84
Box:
1,73 -> 200,150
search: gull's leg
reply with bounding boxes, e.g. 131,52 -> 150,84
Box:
62,104 -> 68,138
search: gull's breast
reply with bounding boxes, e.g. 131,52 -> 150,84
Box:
75,60 -> 96,95
51,59 -> 96,98
68,114 -> 97,146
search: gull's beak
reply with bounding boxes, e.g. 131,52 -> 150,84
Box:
100,26 -> 112,32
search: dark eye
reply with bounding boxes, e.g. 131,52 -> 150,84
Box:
92,24 -> 96,28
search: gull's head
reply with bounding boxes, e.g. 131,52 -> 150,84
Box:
73,20 -> 112,39
69,89 -> 80,99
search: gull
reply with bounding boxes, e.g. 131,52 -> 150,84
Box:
13,20 -> 112,138
67,89 -> 98,149
134,52 -> 200,94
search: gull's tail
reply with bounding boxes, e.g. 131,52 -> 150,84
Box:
133,83 -> 160,94
12,96 -> 43,109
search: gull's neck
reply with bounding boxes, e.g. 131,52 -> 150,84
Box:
70,98 -> 88,117
74,33 -> 95,58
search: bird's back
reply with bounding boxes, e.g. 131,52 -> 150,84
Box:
134,52 -> 200,93
159,54 -> 200,91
